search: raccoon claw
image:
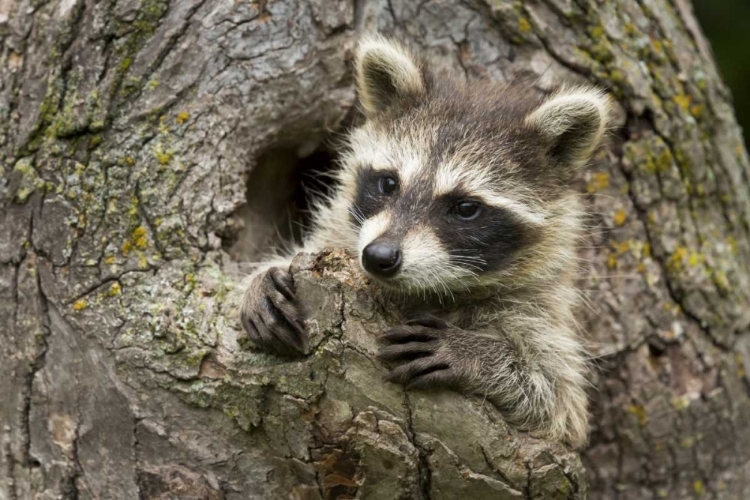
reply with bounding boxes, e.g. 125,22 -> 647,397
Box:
384,356 -> 461,390
380,324 -> 440,344
377,339 -> 441,361
240,267 -> 306,357
378,322 -> 461,390
404,313 -> 449,330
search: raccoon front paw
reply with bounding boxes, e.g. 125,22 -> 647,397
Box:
377,315 -> 465,390
240,267 -> 306,357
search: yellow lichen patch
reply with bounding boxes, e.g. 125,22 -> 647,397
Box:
128,195 -> 139,217
690,104 -> 704,118
16,188 -> 32,203
587,172 -> 610,193
628,404 -> 648,426
104,255 -> 116,265
72,299 -> 88,311
153,145 -> 173,165
176,111 -> 190,124
611,240 -> 630,255
108,283 -> 122,297
656,150 -> 673,172
692,480 -> 705,496
132,226 -> 148,249
712,270 -> 729,292
613,209 -> 627,227
671,396 -> 690,411
608,69 -> 624,86
673,93 -> 692,112
680,436 -> 695,448
642,243 -> 651,259
667,247 -> 687,272
122,240 -> 133,255
688,252 -> 704,267
518,18 -> 531,33
607,253 -> 618,270
123,156 -> 136,166
727,236 -> 738,255
590,25 -> 605,39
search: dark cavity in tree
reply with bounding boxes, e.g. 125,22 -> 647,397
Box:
223,141 -> 339,265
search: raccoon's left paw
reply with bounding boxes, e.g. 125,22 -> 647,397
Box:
377,315 -> 465,390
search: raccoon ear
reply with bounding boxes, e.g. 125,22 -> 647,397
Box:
526,87 -> 611,168
355,35 -> 425,117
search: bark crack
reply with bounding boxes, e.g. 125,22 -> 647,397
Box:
403,393 -> 432,500
3,424 -> 18,500
21,252 -> 52,470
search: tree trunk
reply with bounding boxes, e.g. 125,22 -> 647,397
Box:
2,0 -> 749,499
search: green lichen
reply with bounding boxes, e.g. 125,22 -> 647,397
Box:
172,379 -> 267,431
12,157 -> 52,203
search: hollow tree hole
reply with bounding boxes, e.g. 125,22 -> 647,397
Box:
223,142 -> 339,266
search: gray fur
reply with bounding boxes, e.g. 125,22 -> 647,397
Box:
239,35 -> 612,448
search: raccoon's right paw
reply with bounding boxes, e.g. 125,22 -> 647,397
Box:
240,267 -> 306,357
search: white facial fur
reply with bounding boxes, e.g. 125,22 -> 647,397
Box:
357,210 -> 391,256
341,37 -> 612,295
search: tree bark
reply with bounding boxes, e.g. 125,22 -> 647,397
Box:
1,0 -> 749,499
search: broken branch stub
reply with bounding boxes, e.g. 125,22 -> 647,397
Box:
251,248 -> 589,499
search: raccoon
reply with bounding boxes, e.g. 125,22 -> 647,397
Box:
239,35 -> 612,448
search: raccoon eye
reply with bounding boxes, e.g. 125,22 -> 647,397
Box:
378,175 -> 399,195
452,201 -> 482,220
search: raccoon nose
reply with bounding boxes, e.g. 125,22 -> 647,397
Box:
362,242 -> 402,277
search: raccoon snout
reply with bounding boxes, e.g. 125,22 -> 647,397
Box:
362,241 -> 402,277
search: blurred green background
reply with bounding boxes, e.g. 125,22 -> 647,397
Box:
693,0 -> 750,147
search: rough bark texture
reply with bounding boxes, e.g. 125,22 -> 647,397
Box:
1,0 -> 749,499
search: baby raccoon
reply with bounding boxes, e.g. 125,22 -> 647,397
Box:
240,35 -> 611,447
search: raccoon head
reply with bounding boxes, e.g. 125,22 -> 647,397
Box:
340,35 -> 611,294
